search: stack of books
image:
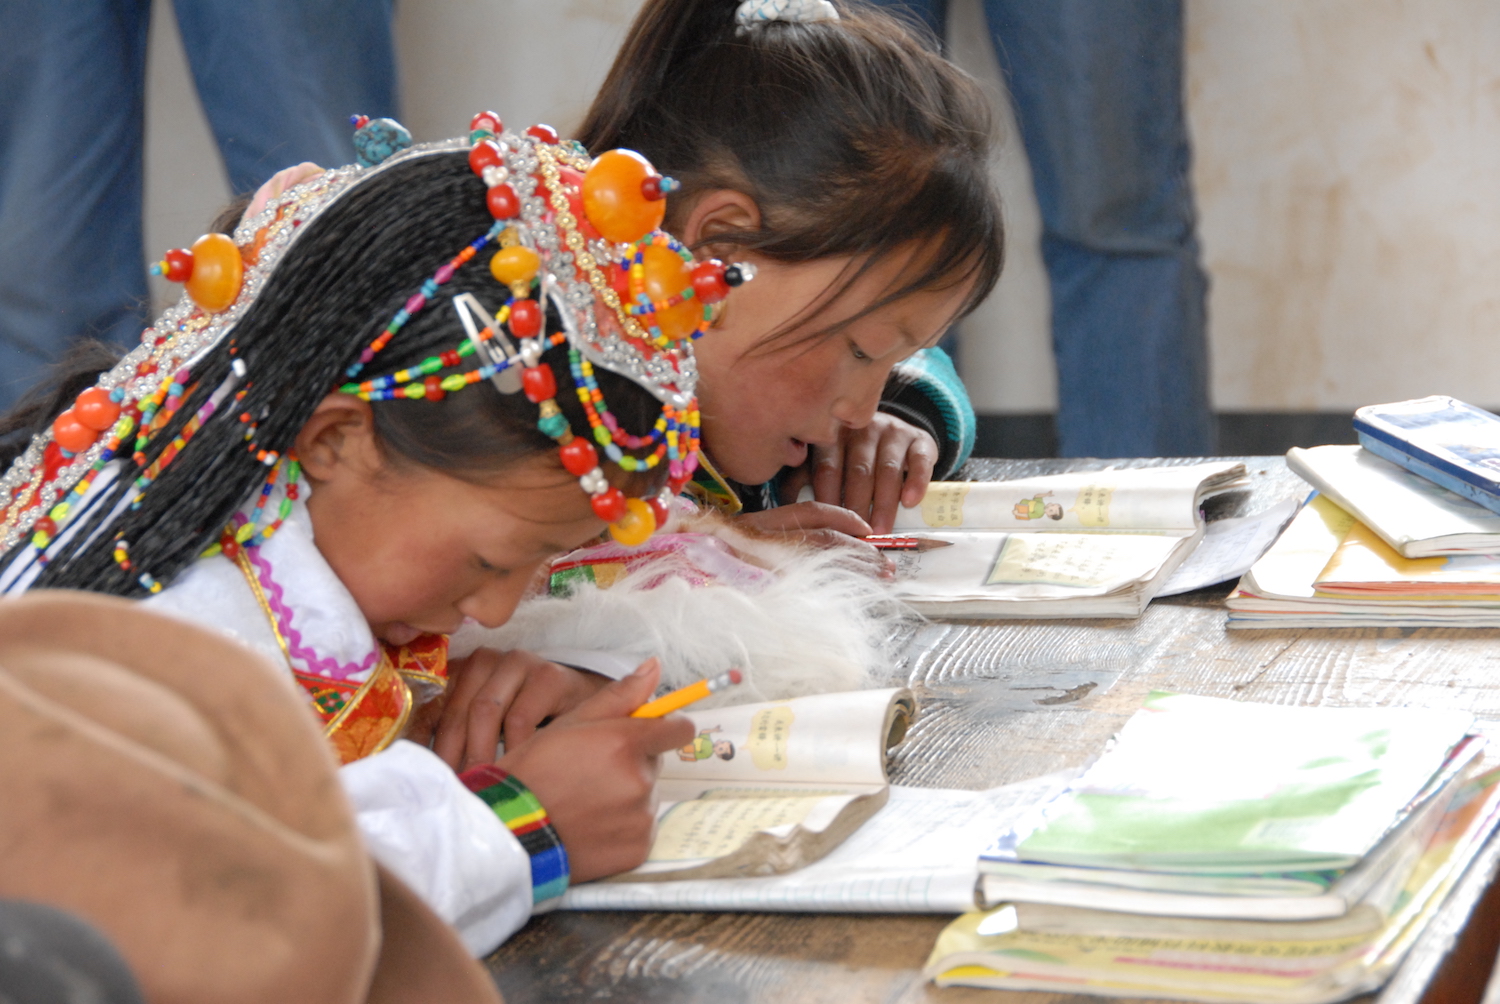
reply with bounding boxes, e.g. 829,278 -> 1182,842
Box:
1228,398 -> 1500,628
924,693 -> 1499,1003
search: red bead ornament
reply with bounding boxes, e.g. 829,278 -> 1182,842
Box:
74,387 -> 121,431
468,139 -> 504,176
509,298 -> 542,338
690,259 -> 732,304
52,410 -> 98,454
559,437 -> 598,476
136,361 -> 157,377
646,494 -> 670,529
522,363 -> 557,403
526,123 -> 560,145
32,517 -> 57,538
423,375 -> 445,401
220,533 -> 241,560
41,441 -> 68,482
668,472 -> 692,495
162,248 -> 194,283
591,486 -> 627,522
582,150 -> 667,244
487,183 -> 519,219
469,110 -> 503,134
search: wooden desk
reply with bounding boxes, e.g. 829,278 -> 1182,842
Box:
486,457 -> 1500,1003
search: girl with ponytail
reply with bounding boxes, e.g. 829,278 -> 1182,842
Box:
0,117 -> 731,954
578,0 -> 1004,535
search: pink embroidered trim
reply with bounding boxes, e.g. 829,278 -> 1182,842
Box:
243,542 -> 378,682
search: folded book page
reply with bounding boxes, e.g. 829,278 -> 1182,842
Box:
608,688 -> 915,883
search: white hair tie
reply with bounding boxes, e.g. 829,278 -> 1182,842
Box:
735,0 -> 840,27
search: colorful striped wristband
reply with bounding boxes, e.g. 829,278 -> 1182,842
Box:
459,764 -> 570,905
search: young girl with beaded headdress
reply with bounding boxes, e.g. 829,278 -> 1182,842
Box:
0,115 -> 741,953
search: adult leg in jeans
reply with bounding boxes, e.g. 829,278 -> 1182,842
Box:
174,0 -> 399,197
0,0 -> 153,411
985,0 -> 1213,457
868,0 -> 1213,457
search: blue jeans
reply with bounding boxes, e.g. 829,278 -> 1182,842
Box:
0,0 -> 397,411
874,0 -> 1214,457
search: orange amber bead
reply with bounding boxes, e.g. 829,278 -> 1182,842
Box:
52,410 -> 98,454
608,496 -> 657,547
639,243 -> 700,342
490,245 -> 541,290
582,150 -> 666,245
183,232 -> 243,313
74,388 -> 121,431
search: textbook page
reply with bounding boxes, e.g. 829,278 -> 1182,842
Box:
885,463 -> 1245,618
1288,445 -> 1500,558
1156,498 -> 1300,596
562,773 -> 1074,913
890,462 -> 1246,534
614,689 -> 914,881
889,529 -> 1195,618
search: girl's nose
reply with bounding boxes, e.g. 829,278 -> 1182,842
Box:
457,574 -> 532,630
830,373 -> 886,429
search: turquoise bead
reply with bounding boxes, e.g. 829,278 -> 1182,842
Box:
537,413 -> 569,438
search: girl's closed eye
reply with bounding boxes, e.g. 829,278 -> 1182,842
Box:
850,340 -> 871,362
475,555 -> 511,575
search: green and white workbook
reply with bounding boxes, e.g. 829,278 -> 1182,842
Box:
985,692 -> 1472,874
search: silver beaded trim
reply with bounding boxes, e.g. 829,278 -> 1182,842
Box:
0,128 -> 701,552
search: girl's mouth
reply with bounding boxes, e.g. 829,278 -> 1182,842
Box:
381,622 -> 424,647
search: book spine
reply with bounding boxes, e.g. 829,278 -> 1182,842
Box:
1355,432 -> 1500,517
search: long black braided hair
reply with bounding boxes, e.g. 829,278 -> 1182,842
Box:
0,152 -> 668,597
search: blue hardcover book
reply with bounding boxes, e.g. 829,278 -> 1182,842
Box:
1354,397 -> 1500,516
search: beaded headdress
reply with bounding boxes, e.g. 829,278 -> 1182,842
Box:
0,112 -> 749,590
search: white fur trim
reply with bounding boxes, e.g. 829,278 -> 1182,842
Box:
736,0 -> 840,26
452,523 -> 905,707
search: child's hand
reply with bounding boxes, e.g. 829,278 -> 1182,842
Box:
731,504 -> 894,579
810,414 -> 938,534
496,658 -> 694,883
432,648 -> 612,772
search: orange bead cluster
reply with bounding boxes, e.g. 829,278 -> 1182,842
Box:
151,232 -> 245,313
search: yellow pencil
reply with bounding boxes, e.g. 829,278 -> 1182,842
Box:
630,669 -> 743,718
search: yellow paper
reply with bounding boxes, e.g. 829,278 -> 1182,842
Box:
648,792 -> 829,862
1316,520 -> 1500,596
986,534 -> 1170,589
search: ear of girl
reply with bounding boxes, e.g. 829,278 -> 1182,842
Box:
578,0 -> 1003,534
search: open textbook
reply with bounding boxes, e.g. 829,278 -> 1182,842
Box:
1288,445 -> 1500,558
604,688 -> 915,883
561,772 -> 1077,913
885,462 -> 1248,617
